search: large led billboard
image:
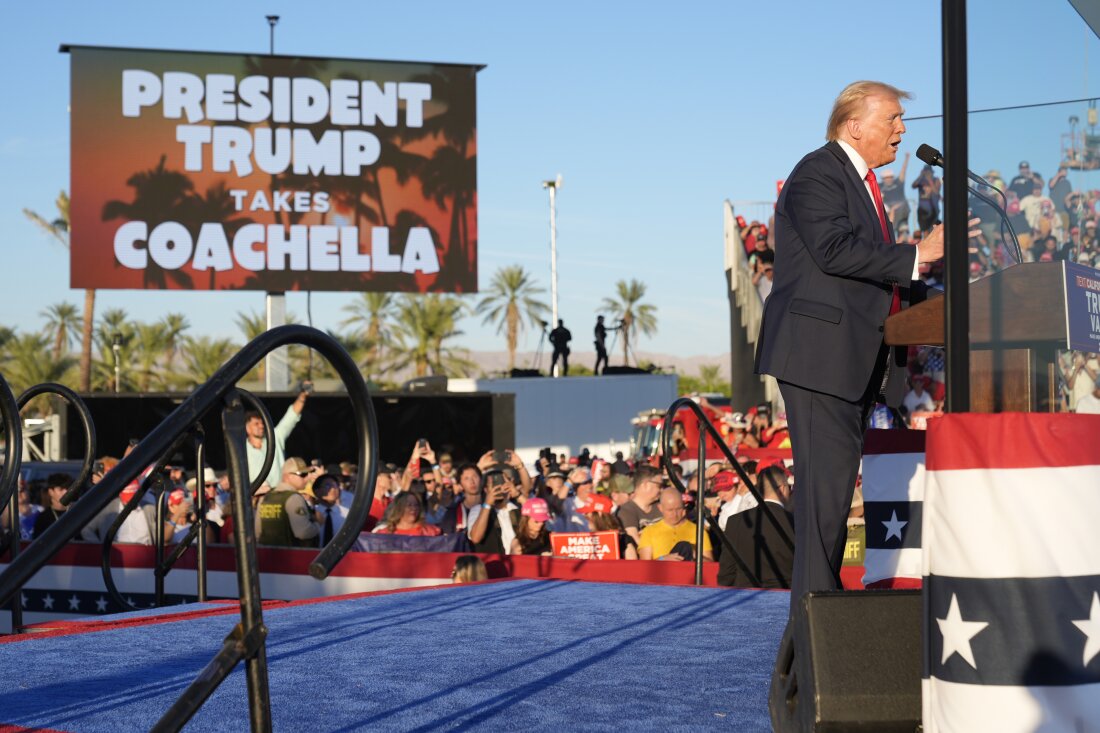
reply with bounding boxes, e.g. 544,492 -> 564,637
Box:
66,46 -> 481,292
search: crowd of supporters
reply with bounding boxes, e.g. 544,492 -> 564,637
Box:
2,387 -> 805,591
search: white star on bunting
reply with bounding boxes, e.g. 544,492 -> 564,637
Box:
937,593 -> 989,669
95,596 -> 108,613
42,593 -> 54,610
68,595 -> 81,611
1072,592 -> 1100,668
882,510 -> 908,542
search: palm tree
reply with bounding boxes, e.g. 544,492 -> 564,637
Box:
24,192 -> 95,391
102,155 -> 196,289
697,364 -> 726,393
340,292 -> 396,377
476,266 -> 549,371
132,322 -> 170,392
41,302 -> 81,361
179,336 -> 238,388
388,294 -> 472,377
600,279 -> 658,365
93,309 -> 136,391
4,332 -> 77,410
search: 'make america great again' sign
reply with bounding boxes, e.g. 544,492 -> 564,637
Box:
66,46 -> 481,292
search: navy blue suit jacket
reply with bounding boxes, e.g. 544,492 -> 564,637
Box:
755,141 -> 924,406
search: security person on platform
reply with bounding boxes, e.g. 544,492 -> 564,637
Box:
255,457 -> 321,547
549,319 -> 572,377
594,315 -> 619,375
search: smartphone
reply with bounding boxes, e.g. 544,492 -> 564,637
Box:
310,459 -> 323,468
492,449 -> 508,463
418,438 -> 428,451
299,380 -> 314,394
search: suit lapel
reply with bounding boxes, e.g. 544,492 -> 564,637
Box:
825,141 -> 883,242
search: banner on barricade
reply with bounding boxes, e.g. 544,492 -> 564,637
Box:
65,45 -> 482,293
861,429 -> 925,589
550,531 -> 620,561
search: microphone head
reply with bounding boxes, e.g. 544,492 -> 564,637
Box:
916,144 -> 943,168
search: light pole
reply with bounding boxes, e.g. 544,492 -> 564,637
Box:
541,174 -> 562,327
263,14 -> 290,392
111,332 -> 122,393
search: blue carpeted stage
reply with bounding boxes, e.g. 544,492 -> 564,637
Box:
0,579 -> 787,731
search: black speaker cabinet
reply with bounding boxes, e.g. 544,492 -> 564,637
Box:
770,590 -> 921,733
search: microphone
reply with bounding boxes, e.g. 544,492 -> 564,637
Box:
916,143 -> 943,168
914,142 -> 1023,264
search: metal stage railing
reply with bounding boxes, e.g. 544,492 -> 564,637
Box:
3,383 -> 98,633
660,397 -> 794,588
0,325 -> 380,733
99,389 -> 275,612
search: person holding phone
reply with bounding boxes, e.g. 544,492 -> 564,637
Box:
467,465 -> 521,554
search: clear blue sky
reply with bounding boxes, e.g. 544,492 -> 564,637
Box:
2,1 -> 1099,358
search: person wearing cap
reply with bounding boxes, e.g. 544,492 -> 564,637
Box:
164,488 -> 195,545
902,373 -> 935,419
717,467 -> 794,589
435,463 -> 483,535
879,150 -> 910,237
710,470 -> 742,532
553,468 -> 597,532
245,385 -> 311,492
582,496 -> 638,559
638,489 -> 713,562
255,457 -> 321,547
510,498 -> 553,555
185,467 -> 228,543
467,464 -> 521,554
607,474 -> 635,511
1008,160 -> 1043,202
312,473 -> 348,545
617,465 -> 664,544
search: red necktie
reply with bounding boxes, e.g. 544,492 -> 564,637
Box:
866,169 -> 901,315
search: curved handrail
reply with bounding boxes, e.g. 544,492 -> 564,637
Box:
100,389 -> 274,611
0,324 -> 380,606
15,383 -> 97,507
0,374 -> 23,529
100,430 -> 192,613
660,397 -> 794,588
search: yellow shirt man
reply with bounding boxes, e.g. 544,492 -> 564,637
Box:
639,518 -> 713,560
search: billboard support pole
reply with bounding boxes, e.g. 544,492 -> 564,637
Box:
262,15 -> 290,394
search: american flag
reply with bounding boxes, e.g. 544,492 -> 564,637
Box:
922,413 -> 1100,731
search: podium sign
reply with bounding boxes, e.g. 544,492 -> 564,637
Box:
1064,262 -> 1100,352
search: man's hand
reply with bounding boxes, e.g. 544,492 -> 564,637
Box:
477,450 -> 496,471
915,218 -> 981,263
659,552 -> 685,562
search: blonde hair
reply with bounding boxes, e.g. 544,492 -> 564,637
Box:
826,81 -> 911,142
451,555 -> 488,584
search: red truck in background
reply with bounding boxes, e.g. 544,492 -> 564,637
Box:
629,394 -> 792,471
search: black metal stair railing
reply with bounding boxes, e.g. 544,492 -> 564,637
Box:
660,397 -> 794,588
0,325 -> 381,733
100,388 -> 275,613
6,384 -> 98,633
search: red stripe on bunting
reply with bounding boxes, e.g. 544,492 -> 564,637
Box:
926,413 -> 1100,470
862,428 -> 927,456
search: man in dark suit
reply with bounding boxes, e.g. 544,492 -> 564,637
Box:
754,81 -> 946,607
717,466 -> 795,589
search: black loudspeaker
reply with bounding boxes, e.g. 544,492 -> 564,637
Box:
601,365 -> 650,375
769,590 -> 921,733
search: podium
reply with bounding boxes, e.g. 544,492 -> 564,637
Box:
884,262 -> 1085,413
